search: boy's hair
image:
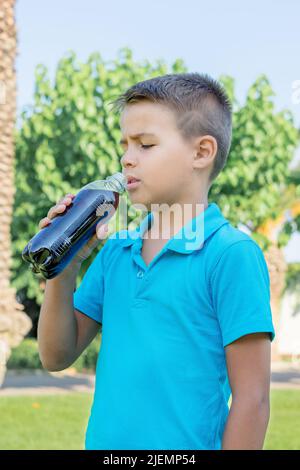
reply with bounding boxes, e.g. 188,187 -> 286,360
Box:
110,73 -> 232,184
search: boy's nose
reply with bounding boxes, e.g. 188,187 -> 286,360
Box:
121,152 -> 138,168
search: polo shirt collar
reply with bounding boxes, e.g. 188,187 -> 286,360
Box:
116,202 -> 229,253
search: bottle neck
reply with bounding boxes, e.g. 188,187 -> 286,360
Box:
81,172 -> 126,193
105,172 -> 126,193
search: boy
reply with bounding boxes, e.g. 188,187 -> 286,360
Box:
38,73 -> 275,450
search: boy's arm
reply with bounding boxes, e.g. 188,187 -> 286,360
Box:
37,194 -> 109,372
221,332 -> 271,450
38,261 -> 100,372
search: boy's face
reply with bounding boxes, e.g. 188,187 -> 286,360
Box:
120,100 -> 212,210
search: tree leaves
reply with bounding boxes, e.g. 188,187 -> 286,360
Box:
12,47 -> 188,307
210,74 -> 299,238
12,49 -> 299,312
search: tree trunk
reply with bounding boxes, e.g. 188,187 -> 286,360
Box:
0,0 -> 32,387
264,243 -> 287,362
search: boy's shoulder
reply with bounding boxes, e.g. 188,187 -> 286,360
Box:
100,217 -> 263,266
210,220 -> 256,248
104,220 -> 259,253
204,219 -> 264,273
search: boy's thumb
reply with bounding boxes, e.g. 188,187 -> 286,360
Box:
96,223 -> 109,239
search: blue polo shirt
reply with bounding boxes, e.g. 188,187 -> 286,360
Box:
73,202 -> 275,450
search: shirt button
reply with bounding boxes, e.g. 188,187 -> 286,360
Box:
137,270 -> 144,278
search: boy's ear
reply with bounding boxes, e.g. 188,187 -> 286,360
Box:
192,135 -> 218,170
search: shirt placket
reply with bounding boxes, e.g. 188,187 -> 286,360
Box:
131,239 -> 168,299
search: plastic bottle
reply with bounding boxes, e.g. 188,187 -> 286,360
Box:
22,172 -> 127,279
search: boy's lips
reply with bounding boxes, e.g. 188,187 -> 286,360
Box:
126,175 -> 141,184
126,180 -> 141,190
125,174 -> 142,190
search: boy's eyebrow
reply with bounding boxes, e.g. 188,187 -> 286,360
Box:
119,133 -> 156,145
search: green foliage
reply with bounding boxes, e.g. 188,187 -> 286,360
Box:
72,333 -> 101,372
7,338 -> 42,369
7,335 -> 101,372
12,47 -> 187,310
13,47 -> 299,316
249,231 -> 272,252
210,74 -> 299,251
277,167 -> 300,248
284,262 -> 300,293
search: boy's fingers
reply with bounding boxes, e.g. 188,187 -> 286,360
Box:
38,217 -> 51,229
47,204 -> 65,219
41,194 -> 75,222
96,223 -> 109,239
57,193 -> 75,205
39,195 -> 107,263
48,194 -> 75,219
61,197 -> 73,206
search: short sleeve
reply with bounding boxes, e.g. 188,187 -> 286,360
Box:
210,240 -> 275,347
73,245 -> 107,324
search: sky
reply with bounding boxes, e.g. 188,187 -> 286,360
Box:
14,0 -> 300,261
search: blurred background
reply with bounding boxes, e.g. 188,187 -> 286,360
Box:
0,0 -> 299,450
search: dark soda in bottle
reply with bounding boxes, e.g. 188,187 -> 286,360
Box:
22,172 -> 127,279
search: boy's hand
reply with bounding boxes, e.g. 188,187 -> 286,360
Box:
38,193 -> 109,268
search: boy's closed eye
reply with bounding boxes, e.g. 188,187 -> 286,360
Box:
121,143 -> 155,150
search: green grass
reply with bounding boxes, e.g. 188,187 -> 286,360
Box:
264,389 -> 300,450
0,390 -> 299,449
0,393 -> 93,450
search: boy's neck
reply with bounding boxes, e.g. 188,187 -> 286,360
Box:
145,196 -> 208,240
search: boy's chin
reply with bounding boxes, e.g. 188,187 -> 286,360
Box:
131,200 -> 152,212
129,190 -> 170,212
129,194 -> 153,212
